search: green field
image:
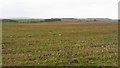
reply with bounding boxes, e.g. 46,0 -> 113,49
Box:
2,22 -> 118,66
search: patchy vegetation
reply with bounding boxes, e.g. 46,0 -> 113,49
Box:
2,22 -> 118,66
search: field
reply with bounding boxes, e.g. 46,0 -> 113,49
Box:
2,22 -> 118,66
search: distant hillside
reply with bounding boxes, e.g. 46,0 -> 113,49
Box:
79,18 -> 117,22
1,18 -> 118,24
43,18 -> 117,22
14,19 -> 44,23
1,19 -> 17,22
60,18 -> 79,22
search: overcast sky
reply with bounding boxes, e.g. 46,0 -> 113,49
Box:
0,0 -> 119,19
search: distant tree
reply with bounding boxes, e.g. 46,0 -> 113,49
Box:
2,19 -> 17,22
94,19 -> 97,21
45,19 -> 61,22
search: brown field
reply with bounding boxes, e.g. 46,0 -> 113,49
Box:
2,22 -> 118,66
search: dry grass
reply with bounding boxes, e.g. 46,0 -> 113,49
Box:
2,22 -> 118,66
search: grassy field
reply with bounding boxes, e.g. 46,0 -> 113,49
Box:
2,22 -> 118,66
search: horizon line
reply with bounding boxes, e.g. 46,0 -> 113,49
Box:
0,17 -> 118,20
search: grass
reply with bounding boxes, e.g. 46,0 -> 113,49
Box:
2,22 -> 118,66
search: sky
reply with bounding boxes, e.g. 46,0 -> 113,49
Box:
0,0 -> 119,19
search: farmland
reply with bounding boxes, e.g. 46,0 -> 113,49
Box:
2,22 -> 118,66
